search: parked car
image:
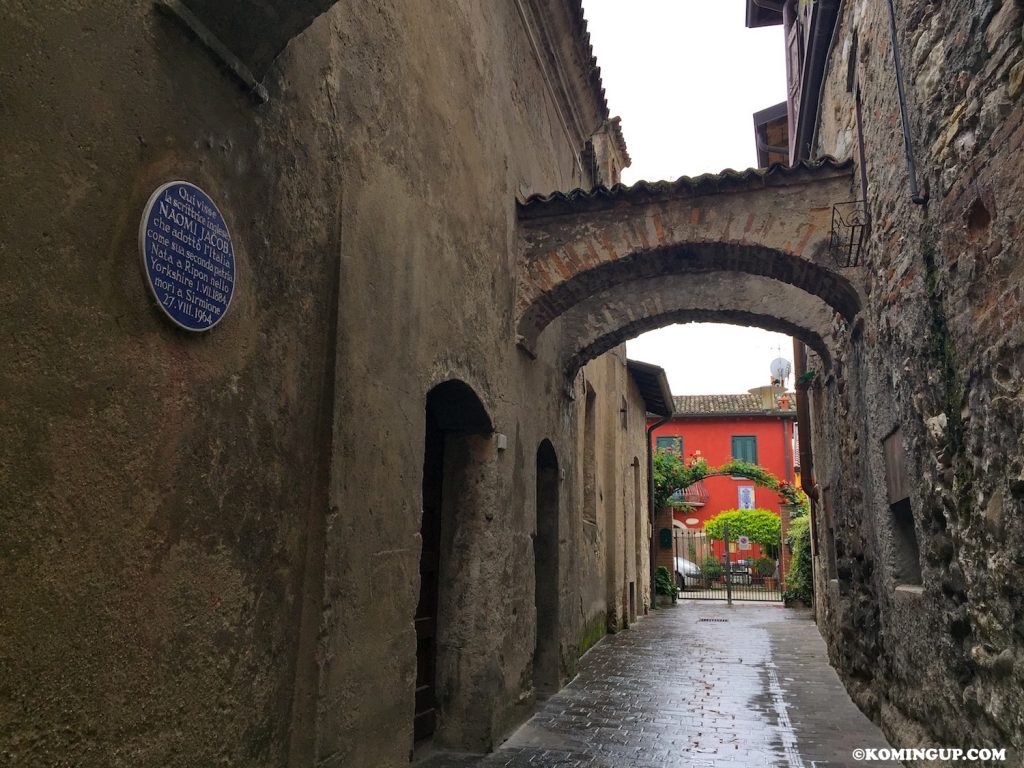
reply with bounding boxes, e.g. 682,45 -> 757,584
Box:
675,556 -> 701,589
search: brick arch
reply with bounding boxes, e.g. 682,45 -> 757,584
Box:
519,242 -> 860,354
515,159 -> 860,356
566,309 -> 832,381
553,270 -> 841,378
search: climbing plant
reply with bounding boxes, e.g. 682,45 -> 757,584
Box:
778,481 -> 809,515
652,450 -> 692,512
703,508 -> 781,546
652,450 -> 809,514
716,458 -> 778,488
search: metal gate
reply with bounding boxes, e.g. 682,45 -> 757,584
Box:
673,525 -> 783,602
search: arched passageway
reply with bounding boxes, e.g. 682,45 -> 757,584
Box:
518,242 -> 861,355
554,269 -> 842,380
417,380 -> 493,746
533,440 -> 561,697
514,158 -> 862,362
512,161 -> 867,661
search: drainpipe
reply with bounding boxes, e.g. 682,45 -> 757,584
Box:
885,0 -> 928,205
793,340 -> 818,558
756,135 -> 790,157
782,415 -> 792,484
808,0 -> 847,160
646,414 -> 671,609
792,0 -> 841,162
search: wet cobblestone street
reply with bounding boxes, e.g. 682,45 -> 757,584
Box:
419,603 -> 897,768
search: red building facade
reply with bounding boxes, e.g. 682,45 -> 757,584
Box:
649,388 -> 797,560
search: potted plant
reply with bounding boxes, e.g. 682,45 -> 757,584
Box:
655,565 -> 677,607
754,557 -> 776,589
702,555 -> 723,586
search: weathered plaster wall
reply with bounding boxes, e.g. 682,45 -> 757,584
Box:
566,349 -> 651,668
808,0 -> 1024,759
0,3 -> 646,767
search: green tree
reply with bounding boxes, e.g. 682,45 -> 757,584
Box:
703,508 -> 781,545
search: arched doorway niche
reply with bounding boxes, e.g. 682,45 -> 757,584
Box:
416,379 -> 495,751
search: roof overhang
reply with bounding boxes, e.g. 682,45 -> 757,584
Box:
518,0 -> 629,169
745,0 -> 784,28
753,101 -> 789,168
626,360 -> 674,418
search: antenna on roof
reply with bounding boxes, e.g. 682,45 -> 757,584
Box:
770,357 -> 792,387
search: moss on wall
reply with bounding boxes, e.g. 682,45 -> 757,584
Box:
576,611 -> 607,658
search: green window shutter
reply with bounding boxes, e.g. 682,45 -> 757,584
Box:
656,436 -> 684,454
731,436 -> 757,464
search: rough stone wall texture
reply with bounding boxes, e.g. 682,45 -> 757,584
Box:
0,3 -> 650,767
808,0 -> 1024,761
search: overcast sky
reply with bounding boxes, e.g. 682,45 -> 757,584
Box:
582,1 -> 795,395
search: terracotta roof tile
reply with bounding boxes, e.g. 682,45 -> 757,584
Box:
672,393 -> 797,416
566,0 -> 630,165
517,157 -> 852,219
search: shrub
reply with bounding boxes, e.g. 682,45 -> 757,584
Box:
783,515 -> 813,604
655,565 -> 676,596
702,556 -> 723,581
753,557 -> 775,577
703,508 -> 781,546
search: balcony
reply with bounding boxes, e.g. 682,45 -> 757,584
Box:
681,480 -> 709,507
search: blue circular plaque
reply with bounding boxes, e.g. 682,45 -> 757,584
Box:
139,181 -> 236,332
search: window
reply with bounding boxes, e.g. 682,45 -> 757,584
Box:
882,428 -> 909,505
890,499 -> 922,586
846,31 -> 859,93
883,427 -> 922,586
656,436 -> 683,454
731,435 -> 758,464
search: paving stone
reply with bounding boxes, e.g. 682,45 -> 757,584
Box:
419,604 -> 897,768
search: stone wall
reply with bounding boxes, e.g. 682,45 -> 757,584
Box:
0,3 -> 651,767
807,0 -> 1024,759
571,351 -> 652,658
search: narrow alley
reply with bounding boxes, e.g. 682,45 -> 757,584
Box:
8,1 -> 1024,764
420,604 -> 897,768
